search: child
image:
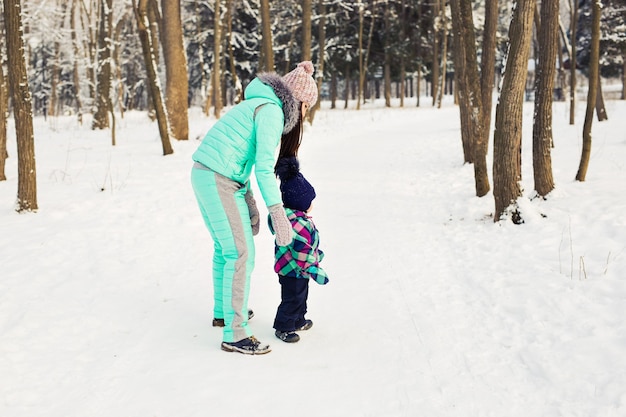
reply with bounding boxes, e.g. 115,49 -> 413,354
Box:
269,156 -> 329,343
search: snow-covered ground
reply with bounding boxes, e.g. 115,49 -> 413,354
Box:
1,97 -> 625,417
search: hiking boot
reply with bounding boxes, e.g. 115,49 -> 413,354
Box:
221,336 -> 271,355
275,330 -> 300,343
296,319 -> 313,331
212,309 -> 255,327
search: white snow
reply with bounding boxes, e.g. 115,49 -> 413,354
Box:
1,97 -> 625,417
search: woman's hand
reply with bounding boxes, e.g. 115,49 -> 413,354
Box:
268,204 -> 294,246
244,188 -> 260,236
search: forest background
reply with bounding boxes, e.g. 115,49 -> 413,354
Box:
0,0 -> 625,219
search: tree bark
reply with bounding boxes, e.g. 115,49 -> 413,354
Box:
480,0 -> 498,147
82,0 -> 97,103
493,0 -> 535,222
450,2 -> 471,163
92,0 -> 113,130
302,0 -> 312,61
194,1 -> 209,115
147,0 -> 160,116
308,0 -> 325,124
4,0 -> 38,211
416,0 -> 422,108
112,13 -> 126,118
569,0 -> 577,125
383,3 -> 391,107
344,63 -> 350,109
622,51 -> 626,100
431,0 -> 440,106
134,0 -> 173,155
595,73 -> 608,121
0,43 -> 7,181
575,0 -> 600,182
450,0 -> 488,196
213,0 -> 223,119
362,1 -> 376,105
357,2 -> 364,110
532,0 -> 557,197
399,0 -> 407,107
161,0 -> 189,139
330,71 -> 337,109
259,0 -> 274,72
436,0 -> 447,109
225,0 -> 242,103
70,0 -> 84,121
50,1 -> 68,118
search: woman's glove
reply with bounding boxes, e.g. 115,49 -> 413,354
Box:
244,188 -> 260,236
268,204 -> 293,246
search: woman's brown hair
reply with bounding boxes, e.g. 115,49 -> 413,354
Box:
275,108 -> 303,172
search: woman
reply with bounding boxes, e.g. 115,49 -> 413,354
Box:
191,61 -> 318,355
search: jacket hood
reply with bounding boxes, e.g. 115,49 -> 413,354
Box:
253,73 -> 300,134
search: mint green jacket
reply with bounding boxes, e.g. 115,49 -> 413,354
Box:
192,74 -> 298,208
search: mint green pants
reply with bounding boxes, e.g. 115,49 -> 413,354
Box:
191,166 -> 255,343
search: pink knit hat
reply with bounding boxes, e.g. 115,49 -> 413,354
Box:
282,61 -> 318,107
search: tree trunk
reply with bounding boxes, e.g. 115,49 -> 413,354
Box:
493,0 -> 535,222
383,3 -> 391,107
70,0 -> 84,121
0,45 -> 7,181
569,0 -> 577,125
302,0 -> 312,61
134,0 -> 173,155
283,26 -> 297,74
330,71 -> 337,109
362,1 -> 376,105
436,0 -> 448,109
260,0 -> 274,72
225,0 -> 242,103
195,1 -> 209,115
575,0 -> 600,182
357,3 -> 364,110
400,0 -> 407,107
204,72 -> 213,116
416,0 -> 422,108
147,0 -> 160,116
431,0 -> 440,106
308,0 -> 325,124
532,0 -> 557,197
344,64 -> 350,109
595,73 -> 607,121
4,0 -> 38,211
213,0 -> 223,119
480,0 -> 498,147
50,1 -> 67,118
92,0 -> 113,130
556,20 -> 567,103
82,0 -> 97,103
450,2 -> 471,163
113,14 -> 126,118
622,51 -> 626,100
451,0 -> 488,196
161,0 -> 189,139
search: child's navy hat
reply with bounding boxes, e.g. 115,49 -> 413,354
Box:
276,157 -> 316,212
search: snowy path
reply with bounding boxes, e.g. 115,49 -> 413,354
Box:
1,101 -> 625,416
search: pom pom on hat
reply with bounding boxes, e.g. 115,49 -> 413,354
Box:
282,61 -> 319,107
276,157 -> 316,212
